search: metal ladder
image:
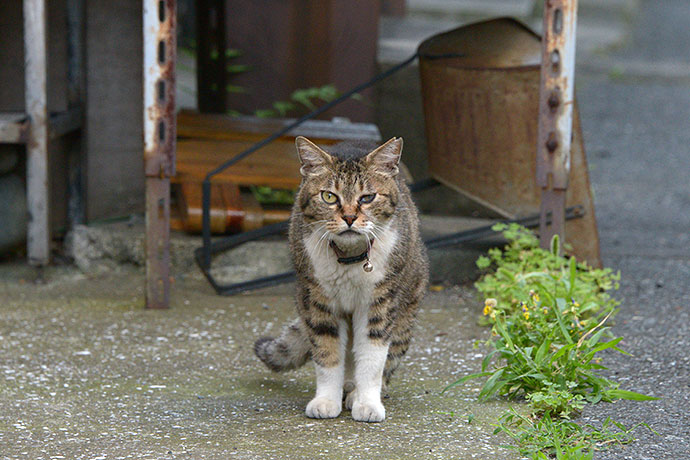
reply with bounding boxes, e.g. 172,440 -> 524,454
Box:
0,0 -> 84,265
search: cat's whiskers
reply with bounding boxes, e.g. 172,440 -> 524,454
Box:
315,226 -> 336,259
368,224 -> 386,242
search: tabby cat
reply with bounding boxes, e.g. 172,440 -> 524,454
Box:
255,136 -> 429,422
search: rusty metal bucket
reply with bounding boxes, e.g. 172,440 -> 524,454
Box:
418,18 -> 600,266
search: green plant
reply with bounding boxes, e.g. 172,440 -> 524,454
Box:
443,224 -> 658,457
446,224 -> 653,410
249,185 -> 295,206
253,85 -> 345,119
495,408 -> 655,459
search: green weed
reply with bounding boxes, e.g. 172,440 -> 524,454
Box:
495,408 -> 655,459
444,224 -> 658,457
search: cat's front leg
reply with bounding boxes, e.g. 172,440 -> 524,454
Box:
305,317 -> 347,419
350,304 -> 390,422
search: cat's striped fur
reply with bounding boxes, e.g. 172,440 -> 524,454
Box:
255,136 -> 428,422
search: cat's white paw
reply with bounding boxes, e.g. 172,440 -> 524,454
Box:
305,397 -> 341,419
352,399 -> 386,422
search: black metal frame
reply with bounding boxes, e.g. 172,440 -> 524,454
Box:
194,50 -> 585,296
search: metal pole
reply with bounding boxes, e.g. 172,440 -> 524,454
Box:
24,0 -> 50,266
143,0 -> 177,309
537,0 -> 578,250
66,0 -> 85,227
196,0 -> 227,113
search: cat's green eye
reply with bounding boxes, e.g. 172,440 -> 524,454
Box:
359,194 -> 376,204
321,191 -> 339,205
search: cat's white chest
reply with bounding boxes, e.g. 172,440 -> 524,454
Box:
305,229 -> 397,314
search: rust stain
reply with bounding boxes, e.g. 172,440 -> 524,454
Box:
145,0 -> 177,179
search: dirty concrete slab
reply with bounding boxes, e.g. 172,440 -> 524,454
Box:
65,214 -> 501,286
0,265 -> 520,459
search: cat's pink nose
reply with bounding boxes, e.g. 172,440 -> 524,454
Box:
342,215 -> 358,227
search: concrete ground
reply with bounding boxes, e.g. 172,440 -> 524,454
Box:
3,0 -> 690,459
575,2 -> 690,458
0,264 -> 518,460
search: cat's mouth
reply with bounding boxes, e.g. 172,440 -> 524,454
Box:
338,229 -> 360,236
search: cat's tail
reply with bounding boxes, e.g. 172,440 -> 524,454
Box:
254,318 -> 311,372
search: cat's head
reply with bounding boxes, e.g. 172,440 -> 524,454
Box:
295,136 -> 403,244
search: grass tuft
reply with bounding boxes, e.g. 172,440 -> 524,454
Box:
445,224 -> 658,457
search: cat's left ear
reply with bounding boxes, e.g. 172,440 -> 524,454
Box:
366,137 -> 402,177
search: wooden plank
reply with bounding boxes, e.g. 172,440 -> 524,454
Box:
177,109 -> 381,142
24,0 -> 50,265
0,112 -> 28,143
177,181 -> 291,234
174,139 -> 302,189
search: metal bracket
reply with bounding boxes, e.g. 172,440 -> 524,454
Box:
143,0 -> 177,308
537,0 -> 579,249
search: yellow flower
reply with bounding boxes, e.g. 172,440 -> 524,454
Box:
483,298 -> 497,316
523,311 -> 530,320
529,290 -> 540,302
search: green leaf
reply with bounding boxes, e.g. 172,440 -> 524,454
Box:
290,88 -> 318,110
493,318 -> 514,349
550,234 -> 560,256
476,255 -> 491,269
479,368 -> 507,400
225,48 -> 243,58
226,63 -> 252,73
568,256 -> 577,298
441,371 -> 493,394
554,298 -> 574,344
317,84 -> 339,101
535,339 -> 552,365
588,337 -> 623,356
481,348 -> 500,372
605,389 -> 659,401
225,84 -> 247,94
254,109 -> 276,119
272,101 -> 296,116
585,327 -> 609,348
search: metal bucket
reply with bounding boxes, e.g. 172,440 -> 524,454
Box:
418,18 -> 600,266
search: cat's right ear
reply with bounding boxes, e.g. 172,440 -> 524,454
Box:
295,136 -> 333,177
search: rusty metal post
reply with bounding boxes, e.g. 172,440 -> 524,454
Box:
24,0 -> 50,266
537,0 -> 578,250
143,0 -> 177,309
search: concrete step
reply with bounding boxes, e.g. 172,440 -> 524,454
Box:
65,214 -> 504,287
